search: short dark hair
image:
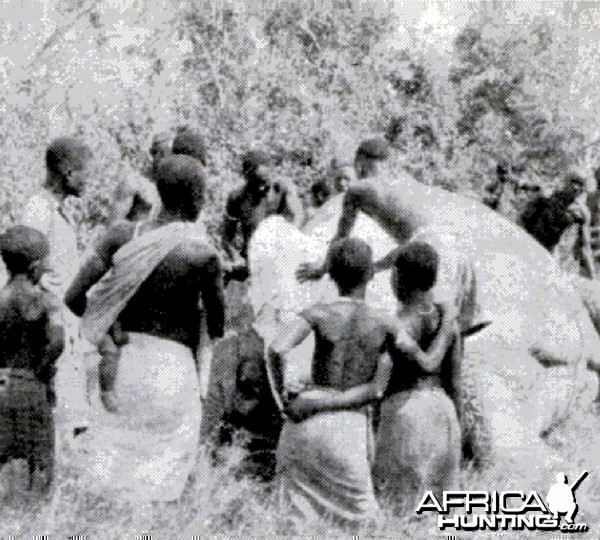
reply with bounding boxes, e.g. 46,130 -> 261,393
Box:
1,226 -> 50,275
155,155 -> 206,217
356,137 -> 390,161
393,242 -> 439,294
172,127 -> 207,166
328,237 -> 373,291
242,149 -> 272,177
46,137 -> 92,177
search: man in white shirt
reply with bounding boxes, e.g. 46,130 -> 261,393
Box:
21,137 -> 93,440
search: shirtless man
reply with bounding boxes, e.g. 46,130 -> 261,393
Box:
520,172 -> 595,279
296,136 -> 425,282
374,242 -> 462,503
66,154 -> 225,377
109,132 -> 171,223
0,226 -> 65,491
269,237 -> 395,522
21,136 -> 91,439
222,149 -> 303,269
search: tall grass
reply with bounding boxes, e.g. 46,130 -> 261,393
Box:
0,397 -> 597,537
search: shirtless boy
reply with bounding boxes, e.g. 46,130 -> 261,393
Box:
268,238 -> 456,522
0,226 -> 65,491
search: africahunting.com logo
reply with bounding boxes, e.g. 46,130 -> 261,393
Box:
416,471 -> 589,533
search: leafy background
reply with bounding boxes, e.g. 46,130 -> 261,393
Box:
2,1 -> 600,241
1,0 -> 600,536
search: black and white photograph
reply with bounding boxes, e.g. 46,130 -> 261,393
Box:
0,0 -> 599,537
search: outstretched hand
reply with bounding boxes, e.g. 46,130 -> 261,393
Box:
296,262 -> 324,283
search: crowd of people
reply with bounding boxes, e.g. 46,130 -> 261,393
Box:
0,126 -> 596,524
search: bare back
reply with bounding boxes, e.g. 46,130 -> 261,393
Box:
67,221 -> 225,350
0,282 -> 58,372
387,304 -> 454,396
300,299 -> 394,390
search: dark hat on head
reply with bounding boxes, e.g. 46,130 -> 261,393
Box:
356,137 -> 390,160
172,127 -> 207,166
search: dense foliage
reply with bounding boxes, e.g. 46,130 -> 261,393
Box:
1,1 -> 599,247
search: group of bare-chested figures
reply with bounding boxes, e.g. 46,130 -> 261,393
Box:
0,128 -> 594,525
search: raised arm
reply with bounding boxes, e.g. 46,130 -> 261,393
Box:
334,185 -> 363,240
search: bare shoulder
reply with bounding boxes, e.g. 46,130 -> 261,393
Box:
368,306 -> 397,333
98,220 -> 136,251
301,301 -> 328,321
345,180 -> 377,200
177,238 -> 221,269
90,221 -> 136,264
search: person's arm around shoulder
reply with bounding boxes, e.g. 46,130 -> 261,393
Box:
394,303 -> 460,373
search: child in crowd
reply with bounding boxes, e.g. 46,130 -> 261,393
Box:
0,226 -> 65,491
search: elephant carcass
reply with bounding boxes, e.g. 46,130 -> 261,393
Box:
248,176 -> 600,461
